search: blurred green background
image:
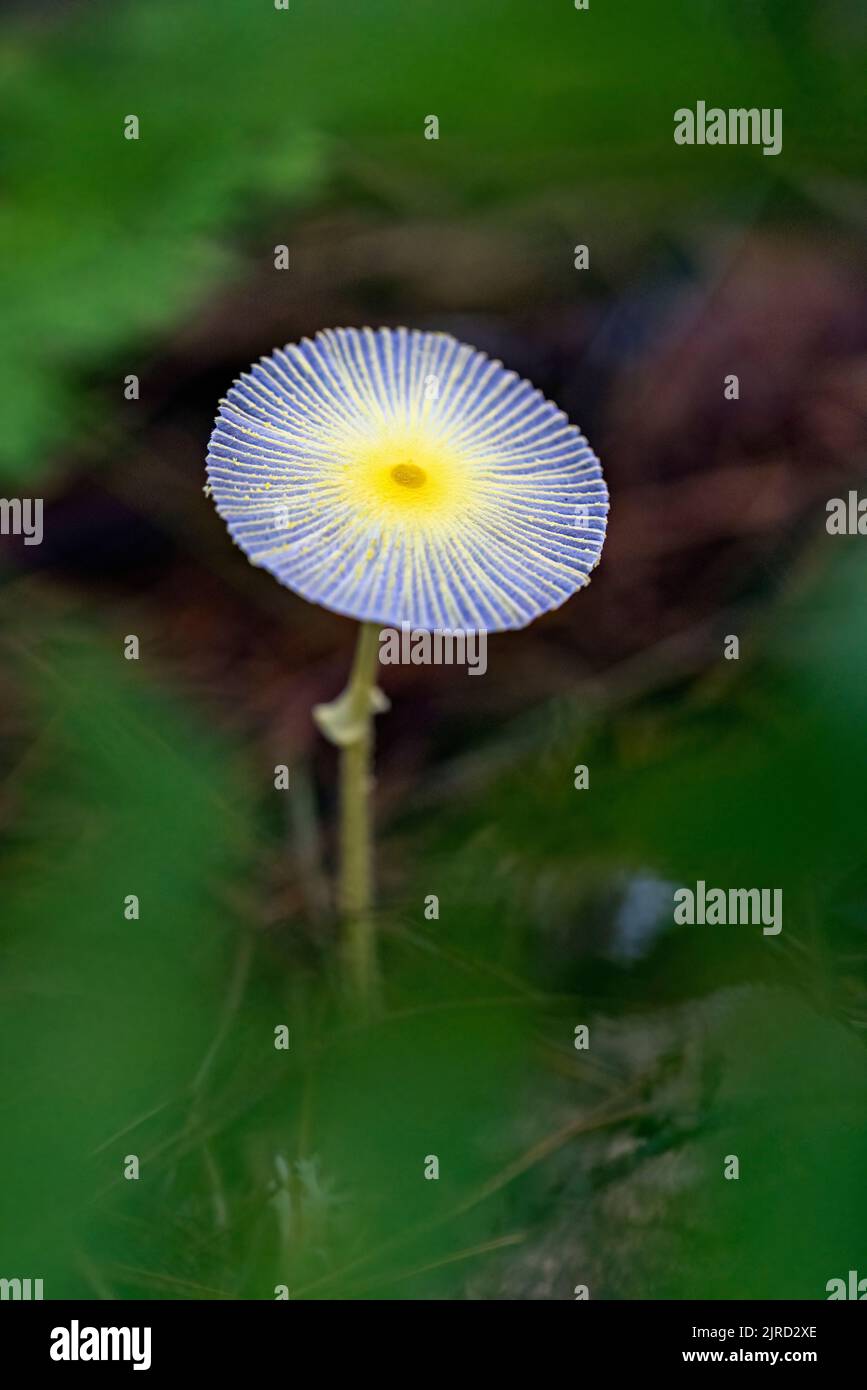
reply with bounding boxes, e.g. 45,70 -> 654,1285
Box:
1,0 -> 866,1299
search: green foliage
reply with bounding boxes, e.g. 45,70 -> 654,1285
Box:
4,547 -> 865,1298
0,621 -> 254,1292
378,543 -> 867,1296
681,989 -> 867,1300
421,544 -> 867,938
2,0 -> 864,479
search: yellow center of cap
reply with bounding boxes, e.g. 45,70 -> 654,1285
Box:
390,462 -> 427,489
338,426 -> 476,531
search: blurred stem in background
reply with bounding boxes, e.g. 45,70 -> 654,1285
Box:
315,622 -> 388,1010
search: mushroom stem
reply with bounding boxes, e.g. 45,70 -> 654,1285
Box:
313,622 -> 388,1008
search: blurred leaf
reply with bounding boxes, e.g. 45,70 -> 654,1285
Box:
2,0 -> 864,478
0,622 -> 253,1293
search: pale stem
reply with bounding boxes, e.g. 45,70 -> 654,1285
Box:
313,622 -> 388,1008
